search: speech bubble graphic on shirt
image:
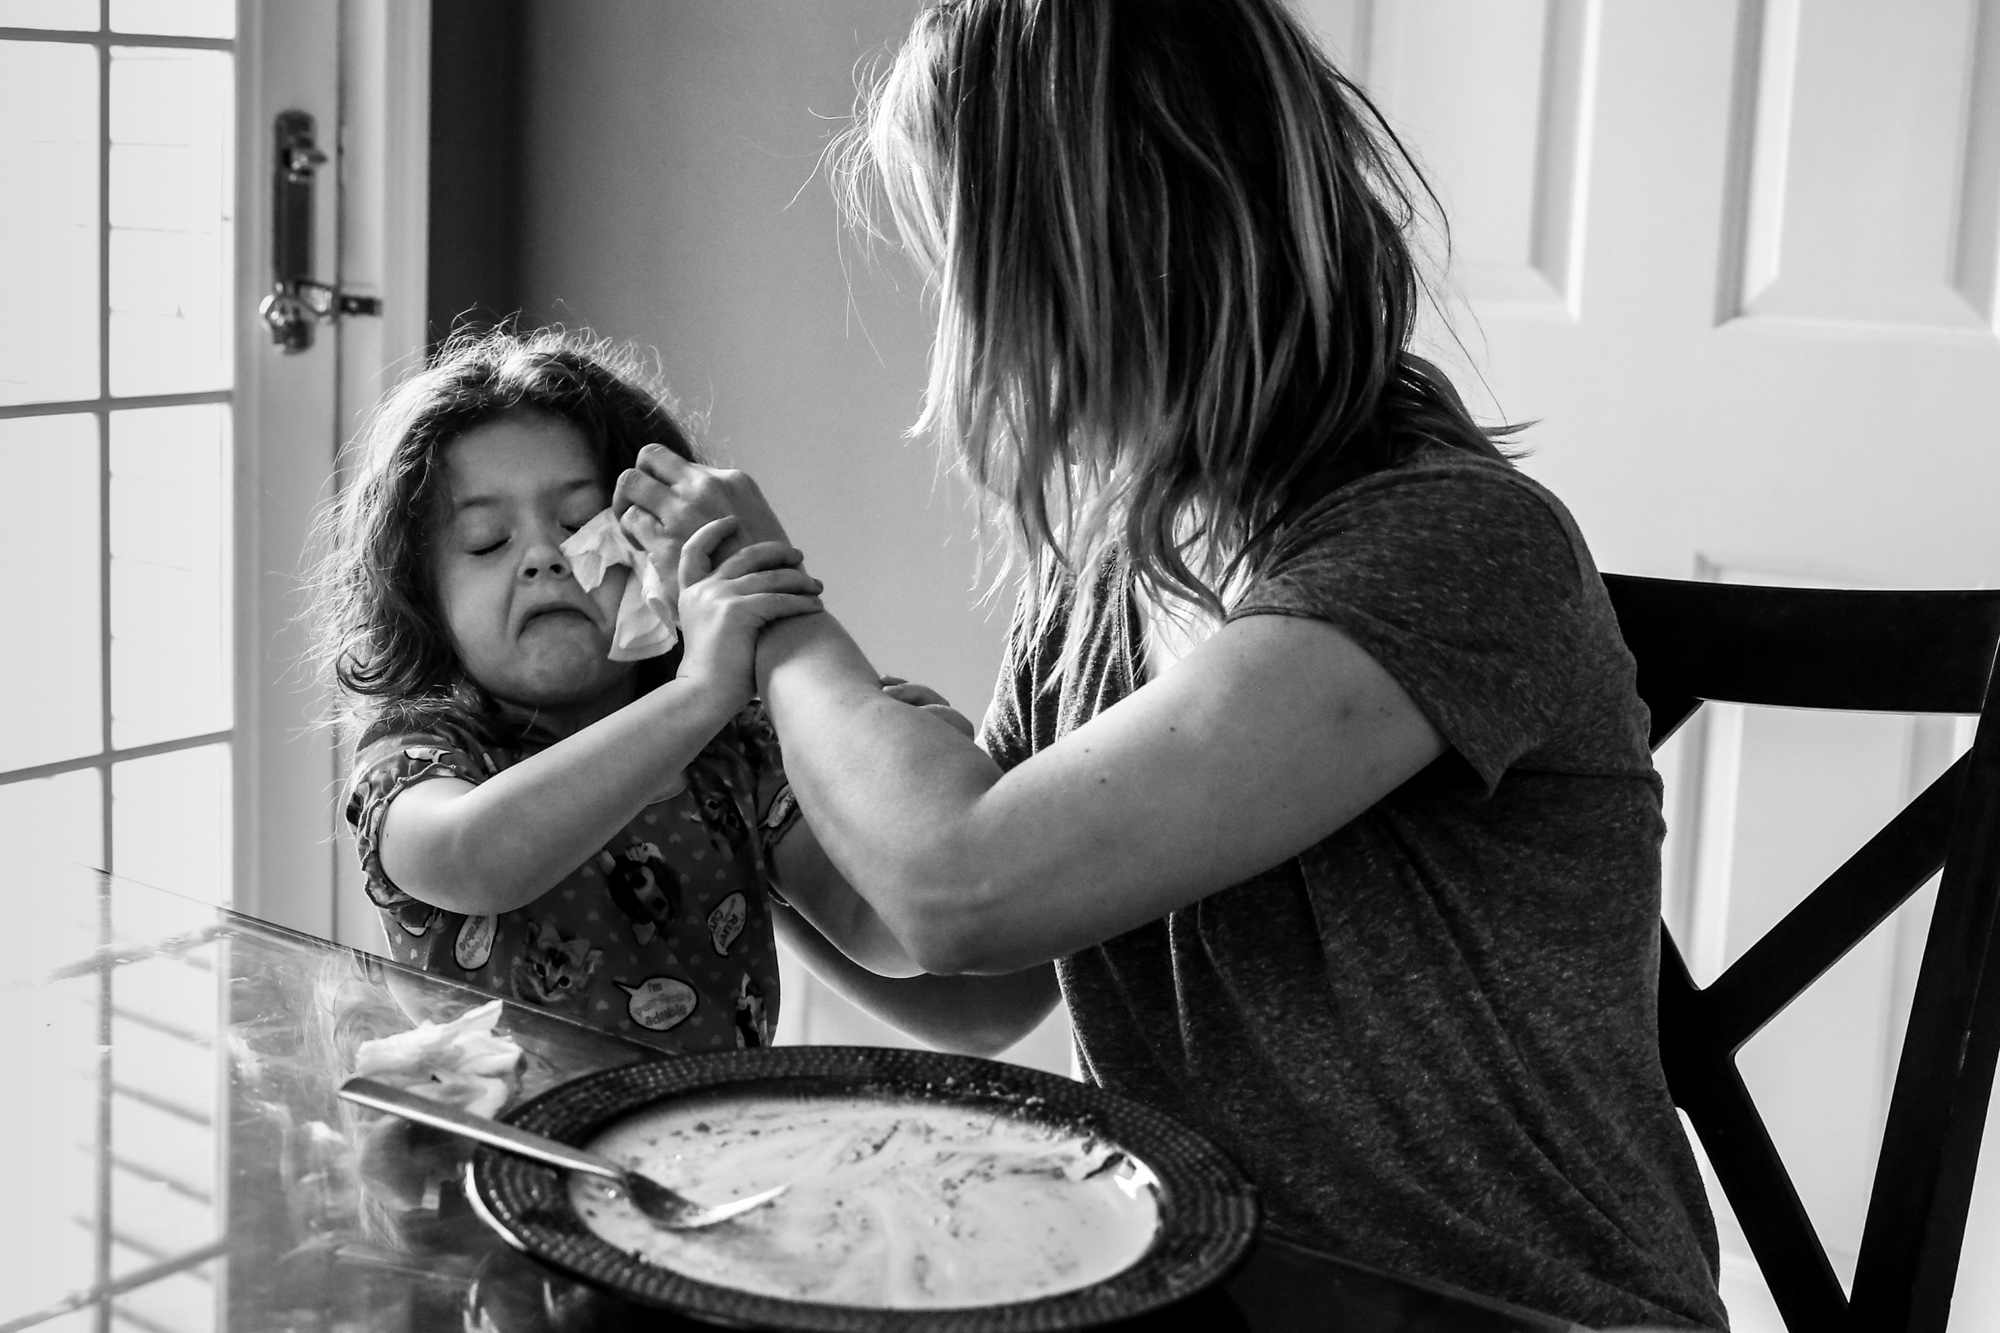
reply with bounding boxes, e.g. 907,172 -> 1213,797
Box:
618,976 -> 697,1031
708,891 -> 747,956
454,913 -> 496,970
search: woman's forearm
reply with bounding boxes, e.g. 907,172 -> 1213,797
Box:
771,905 -> 1063,1057
378,679 -> 740,915
754,613 -> 1024,968
769,823 -> 925,978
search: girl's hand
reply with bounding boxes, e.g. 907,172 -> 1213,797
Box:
675,516 -> 824,706
878,675 -> 976,739
615,445 -> 791,570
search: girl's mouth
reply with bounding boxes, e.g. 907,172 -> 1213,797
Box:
522,606 -> 595,632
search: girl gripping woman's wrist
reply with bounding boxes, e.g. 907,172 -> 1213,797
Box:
313,330 -> 826,1051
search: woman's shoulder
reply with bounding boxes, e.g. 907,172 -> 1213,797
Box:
1241,448 -> 1646,788
1263,448 -> 1592,594
1301,449 -> 1582,549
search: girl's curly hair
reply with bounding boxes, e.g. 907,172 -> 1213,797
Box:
311,327 -> 699,747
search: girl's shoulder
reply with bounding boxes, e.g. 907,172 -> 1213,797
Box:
344,713 -> 513,830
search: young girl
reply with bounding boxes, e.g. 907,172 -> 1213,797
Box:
315,329 -> 824,1051
619,2 -> 1730,1329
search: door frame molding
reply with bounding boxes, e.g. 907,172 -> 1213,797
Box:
233,0 -> 430,937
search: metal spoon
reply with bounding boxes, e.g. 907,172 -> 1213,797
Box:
339,1076 -> 786,1229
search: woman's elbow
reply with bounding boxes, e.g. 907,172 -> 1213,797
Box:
892,888 -> 1034,976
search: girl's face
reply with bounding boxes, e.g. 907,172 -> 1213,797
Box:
432,414 -> 634,725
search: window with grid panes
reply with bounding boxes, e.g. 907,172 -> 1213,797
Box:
1,2 -> 235,1329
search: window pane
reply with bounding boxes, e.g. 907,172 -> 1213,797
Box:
0,0 -> 98,30
2,974 -> 101,1314
0,769 -> 104,952
110,0 -> 233,38
0,40 -> 100,406
108,45 -> 232,397
0,413 -> 102,771
112,742 -> 229,904
111,404 -> 229,748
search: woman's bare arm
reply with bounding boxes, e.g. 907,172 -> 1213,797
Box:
770,903 -> 1062,1057
754,608 -> 1444,975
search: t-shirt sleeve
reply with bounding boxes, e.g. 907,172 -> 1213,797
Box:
1229,462 -> 1587,793
977,585 -> 1040,773
342,729 -> 486,912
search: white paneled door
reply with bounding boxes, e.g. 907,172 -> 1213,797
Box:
1298,2 -> 2000,1329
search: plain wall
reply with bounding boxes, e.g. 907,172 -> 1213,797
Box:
427,0 -> 527,341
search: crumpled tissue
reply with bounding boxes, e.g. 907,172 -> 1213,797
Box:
561,507 -> 678,661
350,998 -> 523,1119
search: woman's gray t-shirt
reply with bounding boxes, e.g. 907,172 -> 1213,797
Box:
977,452 -> 1727,1331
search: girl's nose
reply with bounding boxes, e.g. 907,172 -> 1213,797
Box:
521,552 -> 568,579
519,529 -> 572,580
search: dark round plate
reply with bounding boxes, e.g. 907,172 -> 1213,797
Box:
467,1045 -> 1258,1331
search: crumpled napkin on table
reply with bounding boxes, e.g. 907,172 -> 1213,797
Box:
560,507 -> 679,661
351,998 -> 523,1119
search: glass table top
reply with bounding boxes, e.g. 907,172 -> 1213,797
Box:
0,874 -> 1572,1333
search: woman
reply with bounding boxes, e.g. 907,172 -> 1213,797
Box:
619,2 -> 1726,1327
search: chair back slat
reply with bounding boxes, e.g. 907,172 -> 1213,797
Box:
1605,576 -> 2000,715
1660,938 -> 1849,1330
1702,759 -> 1961,1052
1600,575 -> 2000,1333
1851,697 -> 2000,1332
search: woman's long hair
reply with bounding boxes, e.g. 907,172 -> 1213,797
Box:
310,327 -> 699,748
837,0 -> 1508,638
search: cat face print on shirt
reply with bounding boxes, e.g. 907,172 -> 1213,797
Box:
509,919 -> 602,1007
598,842 -> 681,944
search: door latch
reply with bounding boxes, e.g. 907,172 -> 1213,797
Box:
257,110 -> 383,353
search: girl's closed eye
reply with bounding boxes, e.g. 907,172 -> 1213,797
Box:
460,524 -> 508,556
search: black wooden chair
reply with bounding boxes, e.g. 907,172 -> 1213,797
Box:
1601,574 -> 2000,1333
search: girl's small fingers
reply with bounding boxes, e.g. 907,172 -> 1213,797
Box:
710,540 -> 807,580
877,675 -> 908,688
922,704 -> 977,739
678,515 -> 741,583
713,568 -> 823,598
881,682 -> 949,709
734,594 -> 825,623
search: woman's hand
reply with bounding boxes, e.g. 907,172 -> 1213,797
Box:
615,444 -> 792,571
673,516 -> 824,707
878,675 -> 976,739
